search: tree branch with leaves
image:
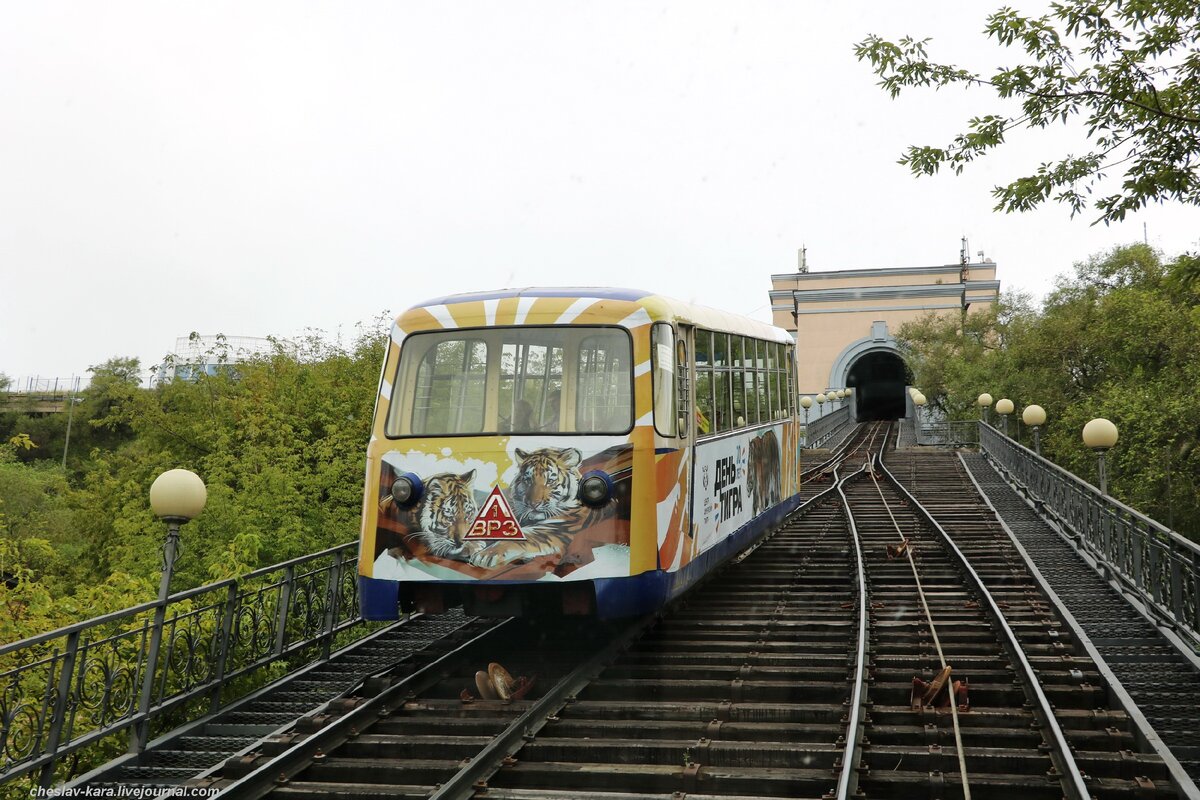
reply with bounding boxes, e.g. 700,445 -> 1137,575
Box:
855,1 -> 1200,224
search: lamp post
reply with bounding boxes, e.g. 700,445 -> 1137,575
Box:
800,395 -> 812,443
913,391 -> 926,431
1082,418 -> 1118,495
134,468 -> 207,752
995,398 -> 1014,437
977,393 -> 993,424
816,393 -> 827,418
1022,405 -> 1047,456
61,396 -> 82,469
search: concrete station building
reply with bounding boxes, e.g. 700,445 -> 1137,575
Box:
770,250 -> 1000,421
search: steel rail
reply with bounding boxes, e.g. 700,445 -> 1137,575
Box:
958,451 -> 1200,800
803,422 -> 870,480
831,422 -> 887,800
442,424 -> 885,800
875,452 -> 1092,800
864,456 -> 972,799
427,616 -> 657,800
206,422 -> 889,800
209,618 -> 519,799
833,462 -> 869,800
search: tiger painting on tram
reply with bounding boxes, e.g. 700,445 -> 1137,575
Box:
358,287 -> 803,619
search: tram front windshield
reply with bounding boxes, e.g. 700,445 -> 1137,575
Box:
387,327 -> 633,437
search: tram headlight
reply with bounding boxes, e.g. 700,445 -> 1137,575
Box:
390,473 -> 424,507
578,471 -> 613,507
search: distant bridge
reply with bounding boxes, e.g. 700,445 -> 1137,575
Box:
2,377 -> 80,414
2,416 -> 1198,799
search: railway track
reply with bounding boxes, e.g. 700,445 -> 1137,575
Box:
912,448 -> 1200,793
796,420 -> 887,503
189,423 -> 1182,799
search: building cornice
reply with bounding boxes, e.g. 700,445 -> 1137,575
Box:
768,280 -> 1000,304
770,262 -> 996,282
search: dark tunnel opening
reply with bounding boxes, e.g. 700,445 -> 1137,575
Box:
846,351 -> 912,421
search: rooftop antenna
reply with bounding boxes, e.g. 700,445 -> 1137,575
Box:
960,236 -> 970,266
798,245 -> 808,274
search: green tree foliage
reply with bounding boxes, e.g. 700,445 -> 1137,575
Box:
855,1 -> 1200,224
899,243 -> 1200,535
0,321 -> 388,617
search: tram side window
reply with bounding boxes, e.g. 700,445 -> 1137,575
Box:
577,332 -> 633,432
752,339 -> 767,425
694,330 -> 713,435
651,323 -> 677,437
730,337 -> 746,427
742,338 -> 756,425
769,343 -> 784,419
712,333 -> 732,433
411,339 -> 488,434
785,346 -> 796,416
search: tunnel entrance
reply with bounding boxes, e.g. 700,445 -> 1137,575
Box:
846,350 -> 911,421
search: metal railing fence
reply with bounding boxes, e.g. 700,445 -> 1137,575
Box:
803,405 -> 851,449
0,542 -> 366,790
979,422 -> 1200,650
916,420 -> 980,447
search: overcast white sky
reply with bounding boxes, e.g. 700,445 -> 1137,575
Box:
4,1 -> 1198,386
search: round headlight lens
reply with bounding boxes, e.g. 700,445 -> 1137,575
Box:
391,473 -> 423,506
578,472 -> 612,507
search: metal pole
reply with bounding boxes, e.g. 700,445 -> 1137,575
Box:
131,521 -> 181,752
1097,451 -> 1108,496
40,631 -> 81,788
210,582 -> 239,713
61,396 -> 78,469
1165,445 -> 1174,530
1032,426 -> 1041,457
1001,415 -> 1008,437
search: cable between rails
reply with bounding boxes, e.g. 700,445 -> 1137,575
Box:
865,456 -> 973,800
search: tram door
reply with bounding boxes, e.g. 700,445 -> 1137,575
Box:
677,325 -> 699,556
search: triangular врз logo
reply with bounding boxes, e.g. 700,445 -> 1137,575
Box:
465,486 -> 526,540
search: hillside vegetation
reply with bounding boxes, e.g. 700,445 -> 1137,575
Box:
1,324 -> 386,645
899,244 -> 1200,537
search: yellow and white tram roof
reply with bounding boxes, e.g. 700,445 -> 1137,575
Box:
393,287 -> 793,343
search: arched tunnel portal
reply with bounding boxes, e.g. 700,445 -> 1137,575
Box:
846,350 -> 911,421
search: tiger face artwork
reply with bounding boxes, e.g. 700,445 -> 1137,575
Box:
385,470 -> 481,562
509,447 -> 583,525
747,430 -> 782,516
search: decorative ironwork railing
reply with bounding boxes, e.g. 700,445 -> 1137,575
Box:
0,542 -> 366,790
916,420 -> 980,447
979,422 -> 1200,650
803,405 -> 851,449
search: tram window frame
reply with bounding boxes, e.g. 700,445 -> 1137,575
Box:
650,323 -> 678,438
694,330 -> 713,436
730,337 -> 746,427
676,336 -> 689,438
785,345 -> 796,416
576,332 -> 634,433
386,325 -> 634,438
498,339 -> 564,433
712,333 -> 732,433
409,338 -> 489,435
769,343 -> 783,419
746,338 -> 760,425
